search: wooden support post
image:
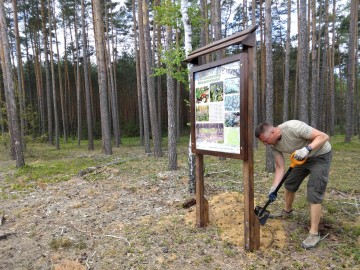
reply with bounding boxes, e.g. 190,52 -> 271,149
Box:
243,45 -> 260,251
195,154 -> 209,227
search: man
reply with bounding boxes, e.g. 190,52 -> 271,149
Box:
255,120 -> 332,249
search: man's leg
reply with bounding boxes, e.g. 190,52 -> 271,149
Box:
302,203 -> 322,249
284,189 -> 296,212
310,203 -> 322,234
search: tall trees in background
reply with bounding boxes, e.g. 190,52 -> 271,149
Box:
298,0 -> 309,123
0,0 -> 25,167
137,0 -> 151,154
310,0 -> 318,128
0,0 -> 358,169
283,0 -> 291,122
143,0 -> 162,157
92,0 -> 112,154
81,0 -> 94,150
12,0 -> 26,148
41,0 -> 53,146
265,0 -> 274,172
48,0 -> 60,149
345,0 -> 359,142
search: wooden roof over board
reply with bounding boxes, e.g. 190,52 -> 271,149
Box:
183,25 -> 258,65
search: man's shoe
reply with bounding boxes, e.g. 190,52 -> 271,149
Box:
269,209 -> 293,219
301,232 -> 321,249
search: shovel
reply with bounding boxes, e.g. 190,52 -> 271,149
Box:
255,152 -> 306,225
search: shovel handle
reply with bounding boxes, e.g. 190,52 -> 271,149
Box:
258,152 -> 306,216
290,152 -> 307,168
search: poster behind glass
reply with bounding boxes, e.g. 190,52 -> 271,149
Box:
194,60 -> 241,154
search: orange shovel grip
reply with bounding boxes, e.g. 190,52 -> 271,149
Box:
290,152 -> 307,168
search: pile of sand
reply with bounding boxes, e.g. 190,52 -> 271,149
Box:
184,192 -> 287,249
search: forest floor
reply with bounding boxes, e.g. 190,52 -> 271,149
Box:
0,136 -> 359,270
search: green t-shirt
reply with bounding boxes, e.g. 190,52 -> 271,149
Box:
271,120 -> 331,157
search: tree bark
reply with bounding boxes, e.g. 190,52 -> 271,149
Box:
138,0 -> 151,153
92,0 -> 112,154
345,0 -> 358,142
298,0 -> 309,123
74,3 -> 82,146
181,0 -> 195,193
48,0 -> 60,149
12,0 -> 26,149
265,0 -> 274,172
0,0 -> 25,167
252,0 -> 258,149
54,2 -> 67,143
310,0 -> 318,128
166,25 -> 177,170
132,0 -> 143,145
143,0 -> 162,157
41,0 -> 53,145
283,0 -> 291,122
82,0 -> 94,150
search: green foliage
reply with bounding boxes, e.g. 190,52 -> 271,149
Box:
154,45 -> 189,87
154,0 -> 181,28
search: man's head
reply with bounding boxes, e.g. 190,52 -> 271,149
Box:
255,123 -> 279,146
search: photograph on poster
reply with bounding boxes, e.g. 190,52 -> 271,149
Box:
210,81 -> 224,102
225,112 -> 240,127
195,123 -> 224,145
224,94 -> 240,111
224,77 -> 240,94
195,86 -> 209,104
224,127 -> 240,147
195,104 -> 209,121
193,60 -> 241,154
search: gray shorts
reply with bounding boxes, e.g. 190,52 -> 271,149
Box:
284,151 -> 332,203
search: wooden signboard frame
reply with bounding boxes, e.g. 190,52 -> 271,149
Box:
190,54 -> 246,160
184,25 -> 260,251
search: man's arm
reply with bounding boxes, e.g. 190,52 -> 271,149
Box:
272,152 -> 286,188
307,128 -> 329,150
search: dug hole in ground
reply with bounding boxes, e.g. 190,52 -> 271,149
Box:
184,192 -> 287,249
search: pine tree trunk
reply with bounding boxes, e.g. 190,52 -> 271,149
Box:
48,0 -> 60,149
345,0 -> 358,142
260,0 -> 266,122
138,0 -> 151,153
106,1 -> 120,148
143,0 -> 162,157
298,0 -> 309,123
12,0 -> 26,149
0,0 -> 25,167
283,0 -> 291,122
132,0 -> 143,145
310,0 -> 318,128
62,13 -> 69,141
166,25 -> 177,170
74,4 -> 82,146
41,0 -> 53,145
329,0 -> 336,136
92,0 -> 112,154
252,0 -> 258,149
54,4 -> 67,143
265,0 -> 274,172
82,0 -> 94,150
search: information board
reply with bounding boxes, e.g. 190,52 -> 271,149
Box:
190,54 -> 246,159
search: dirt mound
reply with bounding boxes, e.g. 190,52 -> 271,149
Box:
184,192 -> 287,249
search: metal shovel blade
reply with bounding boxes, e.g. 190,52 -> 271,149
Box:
254,205 -> 271,226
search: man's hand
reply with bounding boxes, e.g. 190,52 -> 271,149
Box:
268,186 -> 277,202
294,147 -> 309,160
